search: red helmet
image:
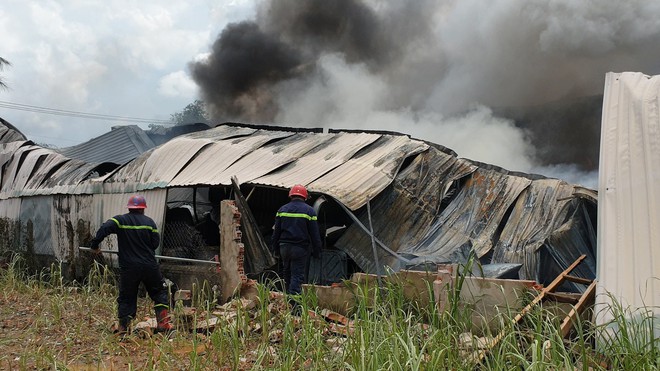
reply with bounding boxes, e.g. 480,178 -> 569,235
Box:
127,195 -> 147,209
288,184 -> 308,200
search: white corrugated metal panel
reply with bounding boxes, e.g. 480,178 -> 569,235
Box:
597,72 -> 660,328
0,142 -> 27,192
90,189 -> 167,254
253,132 -> 381,189
0,197 -> 21,218
12,150 -> 69,197
309,135 -> 429,210
183,124 -> 256,140
0,141 -> 27,169
12,148 -> 55,191
98,149 -> 155,194
21,153 -> 72,195
170,130 -> 295,186
0,145 -> 46,197
140,137 -> 215,187
101,125 -> 256,193
211,133 -> 334,185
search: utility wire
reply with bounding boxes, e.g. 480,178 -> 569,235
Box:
0,100 -> 174,125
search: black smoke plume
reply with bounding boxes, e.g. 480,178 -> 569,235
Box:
191,0 -> 660,174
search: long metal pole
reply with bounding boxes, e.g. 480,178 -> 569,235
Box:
78,246 -> 220,266
366,199 -> 382,285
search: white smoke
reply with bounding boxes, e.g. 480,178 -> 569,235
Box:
276,55 -> 536,172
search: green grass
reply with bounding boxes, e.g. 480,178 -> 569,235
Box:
0,253 -> 657,370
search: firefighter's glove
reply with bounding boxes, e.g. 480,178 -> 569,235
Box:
90,240 -> 101,254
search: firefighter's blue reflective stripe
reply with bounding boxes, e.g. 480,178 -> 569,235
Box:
276,212 -> 317,221
110,217 -> 159,233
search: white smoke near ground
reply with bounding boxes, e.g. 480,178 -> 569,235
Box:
191,0 -> 660,188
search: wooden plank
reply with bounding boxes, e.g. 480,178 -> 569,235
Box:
564,274 -> 592,285
560,280 -> 597,338
545,291 -> 580,304
474,254 -> 587,364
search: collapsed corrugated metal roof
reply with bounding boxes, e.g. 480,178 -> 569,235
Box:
0,119 -> 597,285
97,124 -> 429,210
0,117 -> 27,144
333,145 -> 596,285
0,141 -> 115,198
56,125 -> 156,165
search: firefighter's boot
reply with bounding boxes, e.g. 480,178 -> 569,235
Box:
155,307 -> 174,334
113,316 -> 132,336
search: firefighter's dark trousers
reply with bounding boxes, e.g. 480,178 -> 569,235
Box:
280,243 -> 310,295
118,265 -> 169,320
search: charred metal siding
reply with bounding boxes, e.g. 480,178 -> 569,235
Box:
19,196 -> 53,255
0,198 -> 21,252
335,148 -> 477,273
491,179 -> 575,280
401,168 -> 532,264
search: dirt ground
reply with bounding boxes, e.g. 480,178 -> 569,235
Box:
0,289 -> 216,370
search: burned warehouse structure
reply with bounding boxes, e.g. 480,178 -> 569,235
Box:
0,118 -> 597,292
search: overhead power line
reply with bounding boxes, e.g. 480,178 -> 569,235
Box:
0,100 -> 174,125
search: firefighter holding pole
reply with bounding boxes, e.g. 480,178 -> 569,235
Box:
88,195 -> 173,335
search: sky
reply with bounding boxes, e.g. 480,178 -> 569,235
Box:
2,0 -> 660,188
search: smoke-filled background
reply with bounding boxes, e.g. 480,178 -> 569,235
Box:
190,0 -> 660,187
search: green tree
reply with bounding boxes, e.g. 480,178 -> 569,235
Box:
170,100 -> 208,126
0,57 -> 10,89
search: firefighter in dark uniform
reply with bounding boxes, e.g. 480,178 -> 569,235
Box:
90,195 -> 173,334
272,184 -> 322,295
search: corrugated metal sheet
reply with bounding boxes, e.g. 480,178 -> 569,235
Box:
400,168 -> 532,264
140,137 -> 215,188
183,124 -> 256,140
335,148 -> 477,273
102,125 -> 257,193
0,141 -> 29,190
309,135 -> 429,210
41,161 -> 103,189
170,130 -> 294,186
0,118 -> 27,143
0,197 -> 21,218
491,179 -> 579,280
101,148 -> 156,194
208,132 -> 334,185
51,194 -> 96,262
597,72 -> 660,329
56,125 -> 155,164
19,196 -> 53,255
0,145 -> 47,197
3,147 -> 70,198
254,132 -> 381,190
0,197 -> 21,251
90,189 -> 167,256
